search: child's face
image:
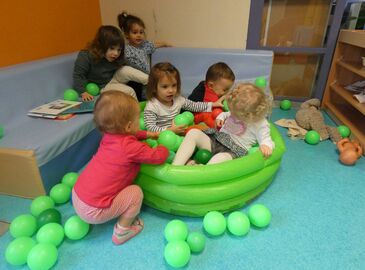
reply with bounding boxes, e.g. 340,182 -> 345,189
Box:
105,45 -> 122,62
126,23 -> 145,47
208,78 -> 234,97
156,75 -> 177,106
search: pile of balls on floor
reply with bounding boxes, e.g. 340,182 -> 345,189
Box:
163,204 -> 271,268
4,172 -> 90,270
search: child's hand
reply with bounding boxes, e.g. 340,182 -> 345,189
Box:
215,119 -> 224,129
81,92 -> 94,102
212,95 -> 225,108
259,145 -> 273,158
147,131 -> 160,140
168,121 -> 187,135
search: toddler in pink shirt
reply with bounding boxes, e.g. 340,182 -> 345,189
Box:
73,90 -> 168,245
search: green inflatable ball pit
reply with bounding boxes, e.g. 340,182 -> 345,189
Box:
136,102 -> 286,217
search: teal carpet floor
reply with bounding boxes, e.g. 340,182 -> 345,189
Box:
1,108 -> 365,270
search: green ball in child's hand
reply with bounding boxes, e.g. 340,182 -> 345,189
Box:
174,114 -> 190,126
86,83 -> 100,96
64,89 -> 79,101
158,130 -> 178,151
280,99 -> 292,110
223,99 -> 229,112
182,111 -> 194,125
337,125 -> 351,138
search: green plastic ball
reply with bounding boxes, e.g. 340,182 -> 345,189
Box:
64,215 -> 90,240
50,183 -> 71,204
166,150 -> 176,164
63,88 -> 79,101
30,196 -> 55,217
255,76 -> 267,88
10,214 -> 37,238
203,211 -> 226,236
61,172 -> 79,188
164,240 -> 191,268
305,130 -> 320,145
27,243 -> 58,270
164,219 -> 189,242
186,232 -> 205,253
227,211 -> 250,236
172,135 -> 184,152
5,237 -> 36,266
0,126 -> 4,139
193,149 -> 212,164
248,204 -> 272,228
158,130 -> 178,151
280,99 -> 292,110
36,223 -> 64,247
174,114 -> 190,126
182,111 -> 194,125
146,139 -> 158,148
86,83 -> 100,96
338,125 -> 351,138
37,208 -> 62,228
139,116 -> 146,130
223,99 -> 229,112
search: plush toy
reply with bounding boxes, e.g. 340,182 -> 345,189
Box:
295,98 -> 342,143
337,138 -> 363,165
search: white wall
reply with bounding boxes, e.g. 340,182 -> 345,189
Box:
99,0 -> 250,49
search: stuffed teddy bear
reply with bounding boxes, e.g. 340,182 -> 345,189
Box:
295,98 -> 342,143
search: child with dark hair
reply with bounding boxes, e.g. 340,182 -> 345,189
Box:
118,11 -> 171,75
73,25 -> 148,101
188,62 -> 235,127
72,91 -> 168,245
143,62 -> 223,135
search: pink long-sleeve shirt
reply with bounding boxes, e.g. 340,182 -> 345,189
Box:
74,131 -> 168,208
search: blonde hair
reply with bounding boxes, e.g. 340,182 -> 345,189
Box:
227,83 -> 271,123
94,90 -> 140,134
147,62 -> 181,100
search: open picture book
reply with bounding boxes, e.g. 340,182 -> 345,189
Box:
27,99 -> 82,119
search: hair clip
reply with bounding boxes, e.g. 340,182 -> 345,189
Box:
123,12 -> 128,18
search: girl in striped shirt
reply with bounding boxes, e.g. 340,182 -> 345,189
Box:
144,62 -> 224,135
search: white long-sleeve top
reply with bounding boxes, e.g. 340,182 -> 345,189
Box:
144,96 -> 212,132
216,112 -> 275,151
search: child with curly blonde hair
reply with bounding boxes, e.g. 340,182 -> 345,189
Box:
173,83 -> 274,165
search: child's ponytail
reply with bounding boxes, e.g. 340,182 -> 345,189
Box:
117,11 -> 129,32
117,11 -> 145,35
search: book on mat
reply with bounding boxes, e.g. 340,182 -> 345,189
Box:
60,100 -> 96,115
27,99 -> 82,119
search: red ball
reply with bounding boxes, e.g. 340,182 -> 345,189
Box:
211,108 -> 223,120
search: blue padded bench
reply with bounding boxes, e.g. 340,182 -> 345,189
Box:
152,47 -> 273,98
0,53 -> 101,198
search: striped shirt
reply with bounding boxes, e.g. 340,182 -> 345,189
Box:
144,96 -> 212,132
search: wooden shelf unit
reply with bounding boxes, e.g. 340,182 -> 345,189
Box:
322,30 -> 365,150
